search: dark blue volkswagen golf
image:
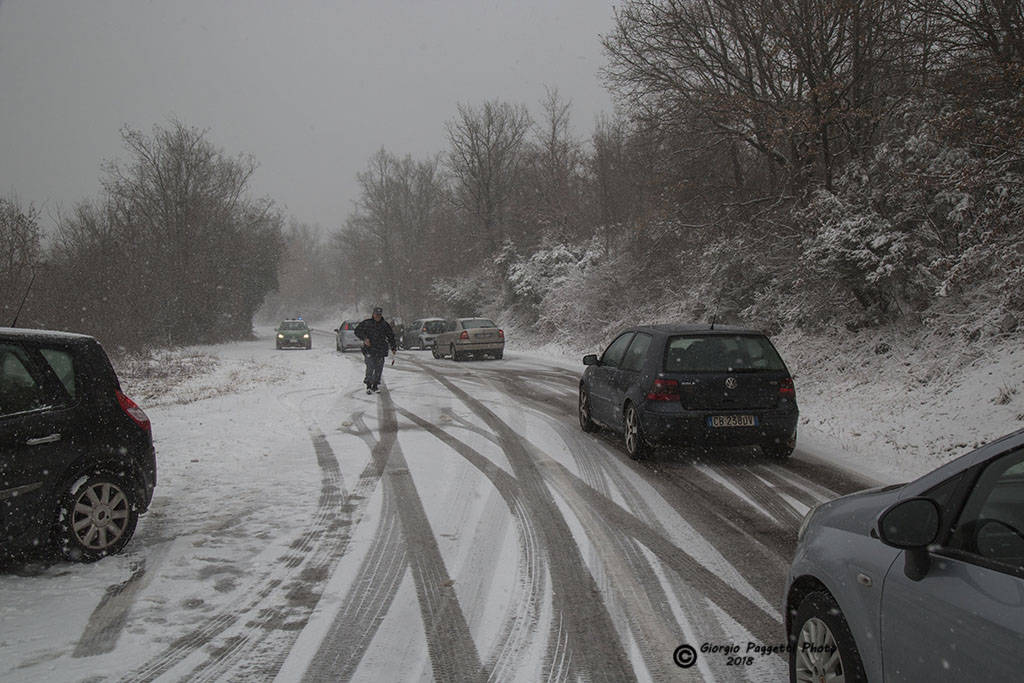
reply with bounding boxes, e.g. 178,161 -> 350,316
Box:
578,324 -> 798,459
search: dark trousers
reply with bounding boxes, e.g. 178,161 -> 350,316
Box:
363,352 -> 385,387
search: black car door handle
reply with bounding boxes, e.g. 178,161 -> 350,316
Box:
26,433 -> 61,446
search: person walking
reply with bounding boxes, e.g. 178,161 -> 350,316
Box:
354,307 -> 397,394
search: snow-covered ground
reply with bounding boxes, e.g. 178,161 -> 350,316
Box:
1,323 -> 1020,681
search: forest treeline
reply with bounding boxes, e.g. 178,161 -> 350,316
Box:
273,0 -> 1024,342
4,0 -> 1022,348
1,122 -> 286,348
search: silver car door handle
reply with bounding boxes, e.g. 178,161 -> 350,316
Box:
26,433 -> 61,446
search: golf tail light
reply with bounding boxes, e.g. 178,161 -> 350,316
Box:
646,378 -> 680,401
779,377 -> 795,399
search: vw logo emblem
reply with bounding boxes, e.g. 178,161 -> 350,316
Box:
725,377 -> 737,389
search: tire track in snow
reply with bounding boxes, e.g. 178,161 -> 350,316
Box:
304,386 -> 485,682
392,405 -> 545,681
119,387 -> 365,682
466,365 -> 786,639
418,364 -> 638,682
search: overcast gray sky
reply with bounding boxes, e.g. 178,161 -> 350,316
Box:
0,0 -> 617,232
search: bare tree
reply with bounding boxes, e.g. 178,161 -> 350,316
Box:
336,149 -> 447,317
45,120 -> 284,347
602,0 -> 909,191
446,100 -> 532,255
0,195 -> 42,325
516,87 -> 588,243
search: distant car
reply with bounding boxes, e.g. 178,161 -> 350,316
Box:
578,324 -> 798,460
404,318 -> 447,350
785,428 -> 1024,682
433,318 -> 505,361
0,327 -> 156,562
276,319 -> 311,350
334,320 -> 361,352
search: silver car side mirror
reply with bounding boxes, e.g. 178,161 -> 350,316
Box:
877,497 -> 940,581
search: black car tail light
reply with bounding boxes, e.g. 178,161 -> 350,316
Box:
779,377 -> 795,399
117,390 -> 151,431
646,378 -> 680,401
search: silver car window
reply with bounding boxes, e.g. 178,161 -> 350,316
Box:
947,448 -> 1024,573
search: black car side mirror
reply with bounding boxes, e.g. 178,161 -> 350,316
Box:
877,497 -> 941,581
583,354 -> 599,366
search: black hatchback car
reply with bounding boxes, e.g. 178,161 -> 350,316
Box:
578,324 -> 798,459
0,327 -> 156,562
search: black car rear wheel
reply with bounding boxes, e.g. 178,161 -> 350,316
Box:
789,591 -> 866,683
623,403 -> 648,460
579,387 -> 597,432
56,473 -> 139,563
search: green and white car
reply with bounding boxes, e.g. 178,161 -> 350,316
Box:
276,319 -> 311,350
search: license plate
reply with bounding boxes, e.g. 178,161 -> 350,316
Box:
708,415 -> 757,428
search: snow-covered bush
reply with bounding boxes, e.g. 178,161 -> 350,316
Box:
431,272 -> 502,317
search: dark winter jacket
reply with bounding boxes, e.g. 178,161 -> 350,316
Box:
354,317 -> 397,357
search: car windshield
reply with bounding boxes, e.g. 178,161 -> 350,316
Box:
280,321 -> 307,330
664,334 -> 787,373
424,321 -> 446,333
462,319 -> 496,329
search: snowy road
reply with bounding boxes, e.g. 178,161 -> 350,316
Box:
0,330 -> 878,682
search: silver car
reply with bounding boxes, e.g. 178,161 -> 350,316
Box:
404,317 -> 446,350
784,427 -> 1024,681
433,317 -> 505,361
334,320 -> 361,352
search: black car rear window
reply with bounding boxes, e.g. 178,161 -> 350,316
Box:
664,334 -> 787,372
40,348 -> 76,399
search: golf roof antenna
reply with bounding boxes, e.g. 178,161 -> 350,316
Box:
9,268 -> 37,327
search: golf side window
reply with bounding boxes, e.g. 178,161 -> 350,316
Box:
600,333 -> 634,369
621,333 -> 651,373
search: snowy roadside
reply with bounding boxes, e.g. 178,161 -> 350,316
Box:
114,323 -> 1024,492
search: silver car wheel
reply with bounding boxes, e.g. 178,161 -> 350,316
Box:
795,617 -> 843,682
72,481 -> 131,550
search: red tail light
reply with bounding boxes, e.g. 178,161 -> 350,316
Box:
498,329 -> 504,338
117,390 -> 151,430
459,330 -> 469,340
646,378 -> 680,401
779,378 -> 795,398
